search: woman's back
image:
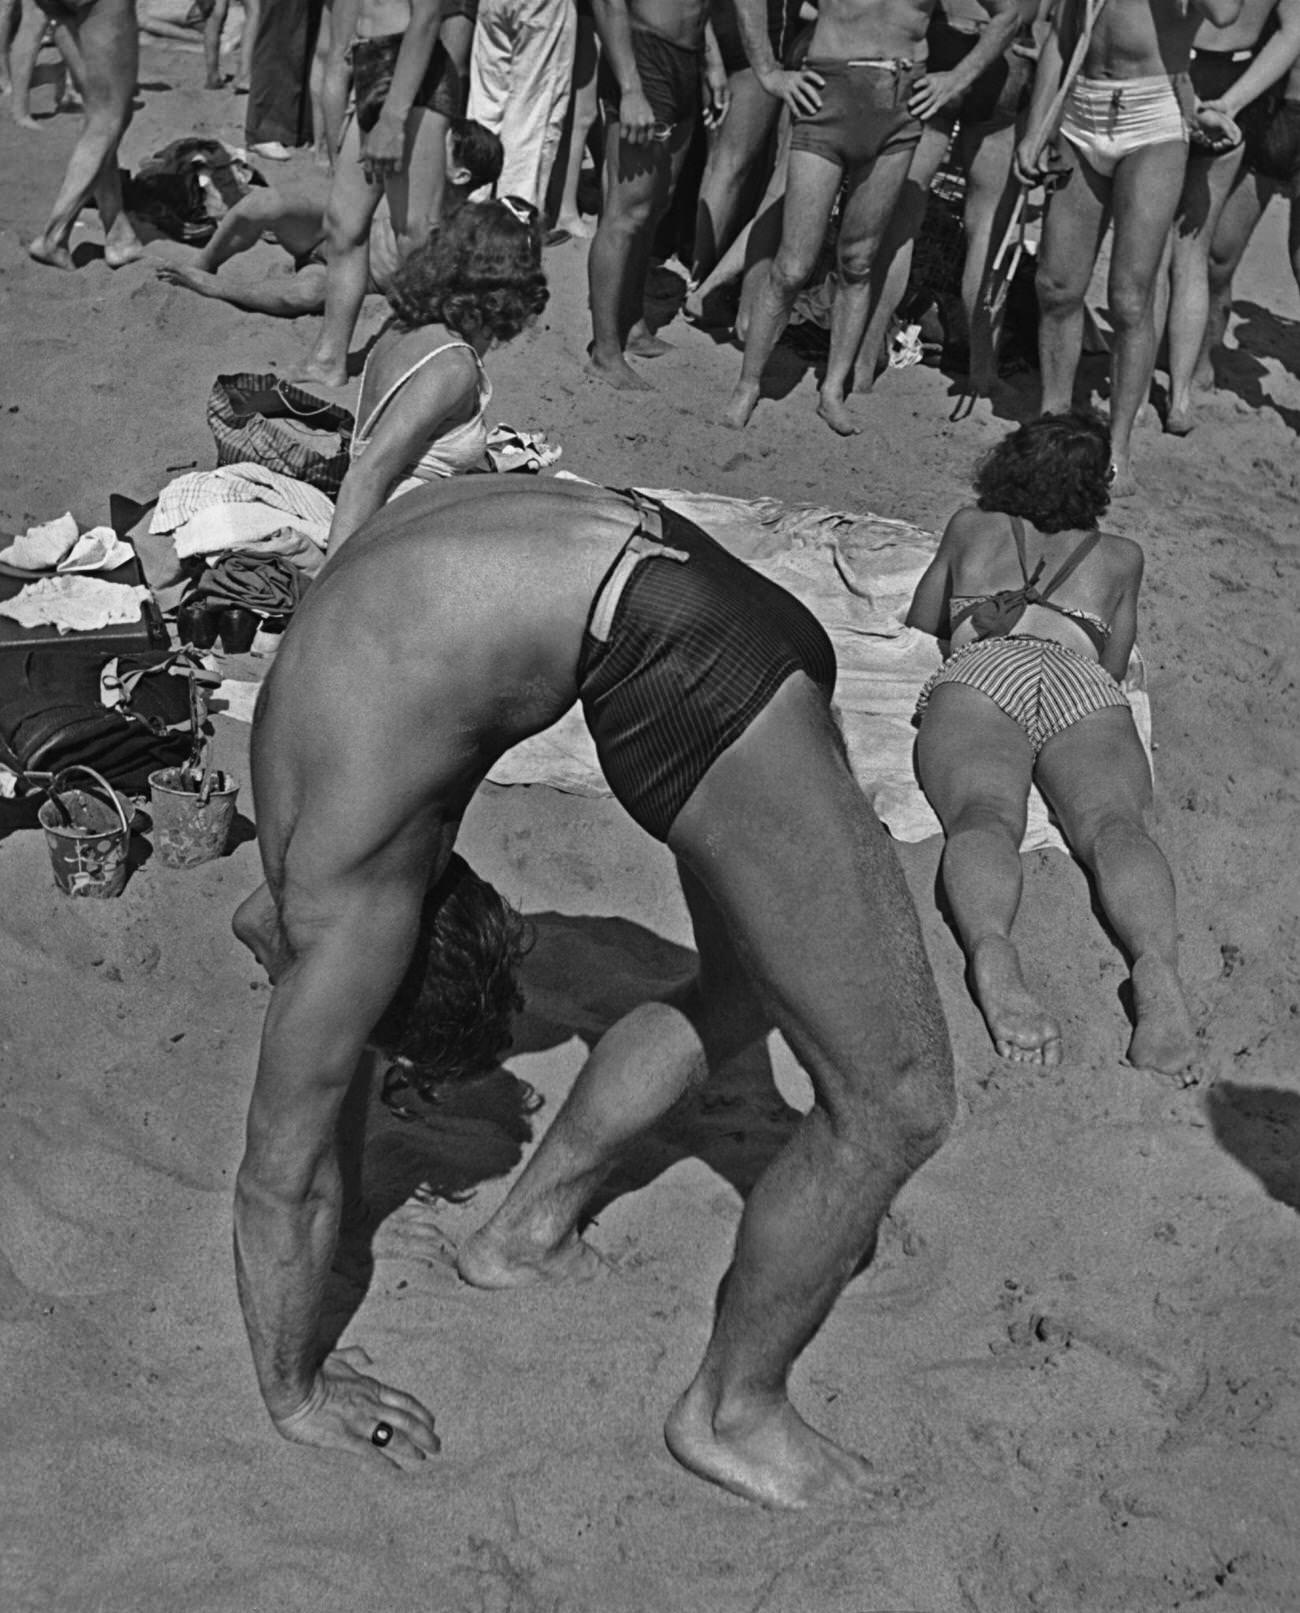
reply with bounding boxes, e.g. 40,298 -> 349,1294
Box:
351,321 -> 490,482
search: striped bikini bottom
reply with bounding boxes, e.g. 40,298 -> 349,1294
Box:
915,636 -> 1130,755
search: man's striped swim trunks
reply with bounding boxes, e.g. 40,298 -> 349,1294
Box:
577,498 -> 837,842
914,636 -> 1130,755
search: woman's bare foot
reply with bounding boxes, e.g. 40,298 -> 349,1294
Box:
816,390 -> 862,437
157,262 -> 220,297
665,1381 -> 888,1509
27,234 -> 74,270
585,345 -> 653,391
457,1222 -> 607,1288
971,936 -> 1062,1066
722,379 -> 760,428
1125,954 -> 1196,1078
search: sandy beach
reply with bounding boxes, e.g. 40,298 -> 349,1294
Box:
2,36 -> 1299,1613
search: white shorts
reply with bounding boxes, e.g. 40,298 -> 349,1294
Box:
1059,74 -> 1188,178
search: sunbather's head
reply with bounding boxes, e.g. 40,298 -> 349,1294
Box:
369,855 -> 532,1095
386,199 -> 549,346
973,410 -> 1112,533
447,118 -> 504,197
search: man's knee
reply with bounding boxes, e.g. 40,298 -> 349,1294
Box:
769,246 -> 815,297
1108,274 -> 1155,333
832,1034 -> 956,1168
1036,261 -> 1086,317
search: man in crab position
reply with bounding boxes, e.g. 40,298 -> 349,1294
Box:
233,473 -> 954,1510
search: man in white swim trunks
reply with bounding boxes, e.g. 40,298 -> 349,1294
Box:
1017,0 -> 1242,493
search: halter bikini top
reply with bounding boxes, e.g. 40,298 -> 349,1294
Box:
948,515 -> 1110,656
349,338 -> 492,483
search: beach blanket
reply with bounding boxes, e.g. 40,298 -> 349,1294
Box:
214,487 -> 1152,850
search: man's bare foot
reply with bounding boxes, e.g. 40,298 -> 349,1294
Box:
157,262 -> 219,297
971,935 -> 1062,1066
1125,954 -> 1196,1079
296,355 -> 350,388
554,213 -> 594,240
1164,398 -> 1195,436
817,390 -> 862,437
627,324 -> 673,358
27,235 -> 74,270
1192,357 -> 1215,391
456,1222 -> 607,1288
585,346 -> 653,391
722,379 -> 760,428
1109,458 -> 1138,499
665,1382 -> 890,1509
104,236 -> 144,269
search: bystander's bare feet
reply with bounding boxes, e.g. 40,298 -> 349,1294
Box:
27,234 -> 75,269
1164,402 -> 1195,436
1109,458 -> 1139,499
457,1223 -> 608,1288
554,212 -> 594,239
586,345 -> 653,391
296,356 -> 349,388
12,112 -> 42,130
816,390 -> 862,437
1125,954 -> 1196,1079
665,1381 -> 889,1510
972,935 -> 1062,1066
722,379 -> 760,428
627,321 -> 672,358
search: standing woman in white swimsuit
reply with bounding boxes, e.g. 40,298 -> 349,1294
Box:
328,197 -> 548,550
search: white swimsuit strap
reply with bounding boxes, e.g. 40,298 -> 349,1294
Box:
354,340 -> 482,446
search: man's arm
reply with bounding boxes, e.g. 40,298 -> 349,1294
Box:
730,0 -> 825,114
156,262 -> 330,316
234,859 -> 441,1465
910,0 -> 1028,122
592,0 -> 657,143
363,0 -> 443,180
1015,0 -> 1069,180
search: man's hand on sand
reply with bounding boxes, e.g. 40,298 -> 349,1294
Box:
909,69 -> 965,121
271,1346 -> 439,1469
361,115 -> 407,183
757,64 -> 824,118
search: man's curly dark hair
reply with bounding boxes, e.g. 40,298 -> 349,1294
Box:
370,855 -> 532,1095
973,410 -> 1112,533
385,199 -> 549,345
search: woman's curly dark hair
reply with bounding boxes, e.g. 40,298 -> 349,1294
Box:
385,199 -> 549,344
973,410 -> 1112,533
370,854 -> 533,1095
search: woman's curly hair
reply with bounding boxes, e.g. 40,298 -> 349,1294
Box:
973,410 -> 1112,533
370,855 -> 533,1096
385,199 -> 549,345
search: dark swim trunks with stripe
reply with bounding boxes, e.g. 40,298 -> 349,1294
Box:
577,497 -> 837,842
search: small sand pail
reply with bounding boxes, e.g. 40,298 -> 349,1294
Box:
148,767 -> 238,868
37,766 -> 132,898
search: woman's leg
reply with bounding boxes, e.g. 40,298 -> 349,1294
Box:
692,66 -> 781,284
298,113 -> 381,384
916,683 -> 1059,1064
1164,145 -> 1244,433
236,0 -> 261,93
9,0 -> 49,128
1198,170 -> 1266,386
959,117 -> 1020,394
1034,707 -> 1195,1076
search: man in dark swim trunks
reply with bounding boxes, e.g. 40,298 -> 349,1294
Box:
233,474 -> 954,1510
722,0 -> 1022,433
586,0 -> 730,388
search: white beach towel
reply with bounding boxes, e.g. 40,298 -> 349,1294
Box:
0,576 -> 151,633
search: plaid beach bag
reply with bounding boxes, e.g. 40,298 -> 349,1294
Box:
206,373 -> 355,497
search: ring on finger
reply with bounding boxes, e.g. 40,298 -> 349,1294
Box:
371,1420 -> 394,1447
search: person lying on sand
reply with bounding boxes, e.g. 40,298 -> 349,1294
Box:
154,116 -> 502,316
328,197 -> 548,547
905,410 -> 1196,1077
233,474 -> 955,1510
